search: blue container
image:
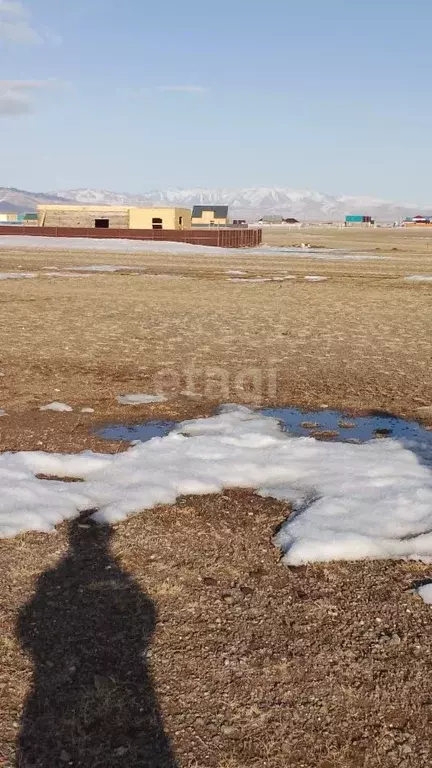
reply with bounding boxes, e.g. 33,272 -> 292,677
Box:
345,215 -> 364,222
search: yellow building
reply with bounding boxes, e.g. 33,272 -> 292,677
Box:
37,205 -> 191,230
129,207 -> 191,230
191,205 -> 229,227
0,212 -> 19,223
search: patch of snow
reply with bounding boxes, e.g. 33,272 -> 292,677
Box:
0,272 -> 37,280
1,406 -> 432,566
258,247 -> 381,261
404,275 -> 432,282
0,409 -> 7,416
415,583 -> 432,605
66,265 -> 147,273
0,235 -> 380,260
0,236 -> 235,255
39,402 -> 73,413
229,277 -> 272,283
229,275 -> 296,283
304,275 -> 327,281
43,272 -> 92,278
117,394 -> 168,405
81,407 -> 95,413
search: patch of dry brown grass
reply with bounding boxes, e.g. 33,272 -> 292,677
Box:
261,223 -> 432,255
2,492 -> 432,767
0,238 -> 431,423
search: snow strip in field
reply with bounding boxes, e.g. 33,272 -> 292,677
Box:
64,265 -> 147,273
0,236 -> 235,255
229,275 -> 296,283
257,247 -> 382,261
304,275 -> 327,281
117,394 -> 167,405
43,272 -> 93,278
404,275 -> 432,282
0,235 -> 381,260
0,272 -> 37,280
1,405 -> 432,566
229,277 -> 272,283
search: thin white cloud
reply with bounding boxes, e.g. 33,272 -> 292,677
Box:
158,85 -> 207,93
0,1 -> 54,44
0,79 -> 58,116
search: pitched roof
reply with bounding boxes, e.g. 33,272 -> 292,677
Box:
192,205 -> 229,219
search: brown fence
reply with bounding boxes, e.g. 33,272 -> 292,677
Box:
0,226 -> 262,249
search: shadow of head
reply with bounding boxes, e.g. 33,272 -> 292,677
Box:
17,517 -> 177,767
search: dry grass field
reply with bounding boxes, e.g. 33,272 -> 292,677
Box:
1,228 -> 432,767
263,223 -> 432,254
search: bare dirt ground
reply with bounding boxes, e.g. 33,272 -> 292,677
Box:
1,229 -> 432,767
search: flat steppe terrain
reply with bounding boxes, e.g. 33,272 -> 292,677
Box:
0,227 -> 431,435
1,228 -> 432,767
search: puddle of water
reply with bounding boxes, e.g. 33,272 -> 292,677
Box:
261,408 -> 432,467
98,420 -> 176,442
96,408 -> 432,466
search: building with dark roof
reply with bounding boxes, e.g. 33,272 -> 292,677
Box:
191,205 -> 229,227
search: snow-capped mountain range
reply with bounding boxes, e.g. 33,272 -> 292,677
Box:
53,187 -> 426,221
1,185 -> 429,221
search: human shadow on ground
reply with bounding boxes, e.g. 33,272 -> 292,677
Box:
17,515 -> 177,767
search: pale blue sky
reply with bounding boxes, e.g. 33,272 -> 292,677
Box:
1,0 -> 431,200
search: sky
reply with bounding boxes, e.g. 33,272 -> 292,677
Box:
1,0 -> 432,201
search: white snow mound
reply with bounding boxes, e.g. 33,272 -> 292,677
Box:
1,405 -> 432,566
415,583 -> 432,605
39,402 -> 73,413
